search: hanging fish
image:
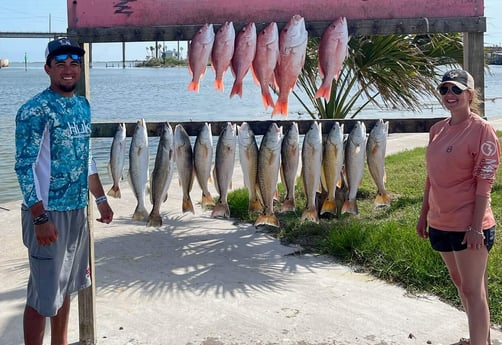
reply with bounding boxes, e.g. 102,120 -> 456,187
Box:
301,121 -> 323,223
147,123 -> 175,227
129,119 -> 150,221
194,122 -> 215,208
211,122 -> 237,218
314,17 -> 349,101
366,119 -> 390,207
230,22 -> 257,98
212,21 -> 235,92
280,122 -> 300,212
342,121 -> 367,215
107,122 -> 126,199
174,124 -> 195,214
252,22 -> 280,110
320,122 -> 345,216
272,15 -> 308,116
187,23 -> 215,92
238,122 -> 262,214
255,123 -> 283,227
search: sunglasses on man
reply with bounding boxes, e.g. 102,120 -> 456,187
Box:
438,85 -> 464,96
53,54 -> 82,63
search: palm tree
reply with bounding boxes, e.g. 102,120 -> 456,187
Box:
294,33 -> 463,119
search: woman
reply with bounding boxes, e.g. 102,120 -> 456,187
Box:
416,69 -> 500,345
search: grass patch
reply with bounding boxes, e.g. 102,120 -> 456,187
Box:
227,131 -> 502,326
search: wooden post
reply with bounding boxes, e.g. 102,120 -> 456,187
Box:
75,42 -> 97,345
122,41 -> 126,69
463,31 -> 485,117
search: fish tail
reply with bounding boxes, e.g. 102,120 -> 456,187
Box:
182,196 -> 195,214
201,192 -> 215,208
341,199 -> 358,215
254,214 -> 280,228
248,198 -> 263,214
374,192 -> 391,207
271,99 -> 288,116
314,84 -> 332,102
107,185 -> 121,199
211,202 -> 230,218
301,208 -> 319,223
214,79 -> 224,92
146,214 -> 162,227
320,198 -> 337,215
132,206 -> 149,221
188,80 -> 200,92
229,81 -> 243,98
280,198 -> 296,213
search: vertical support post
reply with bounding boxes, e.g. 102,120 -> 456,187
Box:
122,41 -> 126,69
75,42 -> 97,345
88,43 -> 93,69
463,32 -> 485,117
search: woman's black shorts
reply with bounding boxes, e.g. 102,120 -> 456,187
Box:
429,226 -> 495,252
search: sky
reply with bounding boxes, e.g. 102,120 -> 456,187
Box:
0,1 -> 502,63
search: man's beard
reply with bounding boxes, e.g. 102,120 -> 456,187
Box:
59,83 -> 77,93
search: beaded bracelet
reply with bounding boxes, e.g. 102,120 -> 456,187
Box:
95,195 -> 108,205
33,213 -> 49,226
467,226 -> 485,239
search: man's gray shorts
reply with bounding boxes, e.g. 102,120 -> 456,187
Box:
21,205 -> 91,317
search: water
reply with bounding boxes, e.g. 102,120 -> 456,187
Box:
1,62 -> 502,204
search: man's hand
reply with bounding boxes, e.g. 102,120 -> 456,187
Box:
96,201 -> 113,224
35,221 -> 58,246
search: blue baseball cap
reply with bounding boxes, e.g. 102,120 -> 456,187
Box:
45,37 -> 85,64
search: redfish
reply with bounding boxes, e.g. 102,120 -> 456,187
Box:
366,119 -> 390,207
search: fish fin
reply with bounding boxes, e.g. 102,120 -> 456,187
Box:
187,80 -> 200,92
182,196 -> 195,214
318,60 -> 325,79
250,66 -> 261,86
229,80 -> 243,98
280,198 -> 296,213
210,201 -> 230,218
214,79 -> 224,92
320,198 -> 337,216
261,91 -> 275,110
271,99 -> 288,116
201,192 -> 215,208
273,189 -> 279,202
107,186 -> 121,199
212,168 -> 220,194
341,199 -> 358,215
374,192 -> 391,207
301,208 -> 319,224
254,214 -> 280,228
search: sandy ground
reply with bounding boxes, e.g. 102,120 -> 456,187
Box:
1,119 -> 501,345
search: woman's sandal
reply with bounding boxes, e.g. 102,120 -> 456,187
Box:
458,338 -> 469,345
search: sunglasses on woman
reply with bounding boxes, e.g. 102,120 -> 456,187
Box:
53,54 -> 82,63
438,85 -> 463,95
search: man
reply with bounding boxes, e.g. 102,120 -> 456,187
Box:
14,37 -> 114,345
